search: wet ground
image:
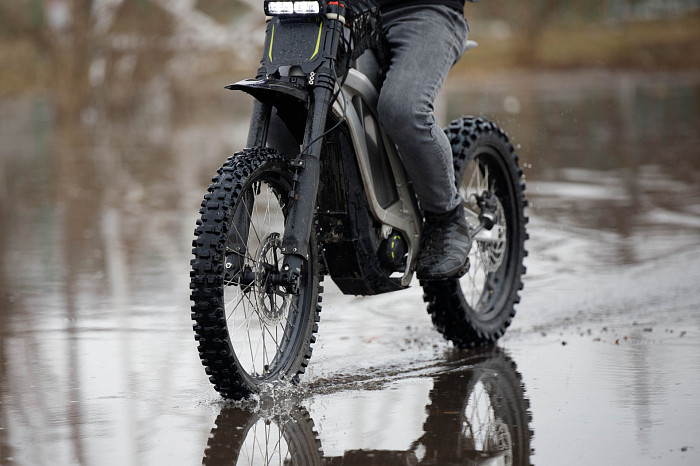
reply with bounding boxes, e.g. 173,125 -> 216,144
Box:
1,70 -> 700,465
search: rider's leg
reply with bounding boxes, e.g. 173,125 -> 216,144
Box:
378,5 -> 468,214
377,5 -> 471,279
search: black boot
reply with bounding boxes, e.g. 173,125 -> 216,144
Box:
416,204 -> 471,280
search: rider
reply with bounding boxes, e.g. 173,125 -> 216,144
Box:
376,0 -> 474,280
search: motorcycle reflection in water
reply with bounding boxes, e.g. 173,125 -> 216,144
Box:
202,348 -> 532,465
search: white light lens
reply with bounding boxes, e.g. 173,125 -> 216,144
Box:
294,1 -> 320,13
267,2 -> 294,14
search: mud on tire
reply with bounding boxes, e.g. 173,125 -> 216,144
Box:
422,117 -> 528,348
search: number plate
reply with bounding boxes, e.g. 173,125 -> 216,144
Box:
262,17 -> 325,74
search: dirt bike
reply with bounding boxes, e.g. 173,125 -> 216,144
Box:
190,0 -> 528,400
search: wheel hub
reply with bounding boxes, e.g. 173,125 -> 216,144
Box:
472,191 -> 507,273
254,233 -> 292,325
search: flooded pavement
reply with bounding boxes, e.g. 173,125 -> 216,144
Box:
1,70 -> 700,465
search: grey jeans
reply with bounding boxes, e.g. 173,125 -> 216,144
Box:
377,5 -> 469,214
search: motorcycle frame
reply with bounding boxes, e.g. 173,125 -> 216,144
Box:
228,9 -> 421,288
327,66 -> 421,286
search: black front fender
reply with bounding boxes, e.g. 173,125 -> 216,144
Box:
226,79 -> 310,143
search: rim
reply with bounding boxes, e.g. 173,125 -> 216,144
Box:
223,175 -> 303,383
463,379 -> 513,464
457,151 -> 511,316
237,417 -> 293,465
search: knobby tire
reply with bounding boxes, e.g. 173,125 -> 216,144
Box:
190,147 -> 321,400
422,117 -> 528,348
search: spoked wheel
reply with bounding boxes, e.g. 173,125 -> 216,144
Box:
191,147 -> 321,400
462,376 -> 515,463
422,117 -> 528,347
203,405 -> 323,465
416,347 -> 532,465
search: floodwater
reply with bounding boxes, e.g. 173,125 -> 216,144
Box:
1,69 -> 700,465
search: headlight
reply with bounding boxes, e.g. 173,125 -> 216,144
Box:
294,2 -> 321,14
264,1 -> 325,16
266,1 -> 294,15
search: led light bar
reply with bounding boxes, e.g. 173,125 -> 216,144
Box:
264,1 -> 325,16
294,1 -> 320,13
267,1 -> 294,14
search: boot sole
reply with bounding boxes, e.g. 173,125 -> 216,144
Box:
416,258 -> 470,281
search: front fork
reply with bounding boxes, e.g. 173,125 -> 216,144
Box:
246,85 -> 334,292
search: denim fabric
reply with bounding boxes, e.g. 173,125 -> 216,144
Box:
377,5 -> 469,214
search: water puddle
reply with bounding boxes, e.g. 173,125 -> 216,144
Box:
1,69 -> 699,464
203,348 -> 532,465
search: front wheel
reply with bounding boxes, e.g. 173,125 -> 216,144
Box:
203,405 -> 323,465
190,147 -> 321,399
422,117 -> 528,348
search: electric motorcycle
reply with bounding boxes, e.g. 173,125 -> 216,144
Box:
190,0 -> 528,399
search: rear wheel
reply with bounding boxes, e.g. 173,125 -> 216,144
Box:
422,117 -> 528,347
190,147 -> 321,399
417,347 -> 532,465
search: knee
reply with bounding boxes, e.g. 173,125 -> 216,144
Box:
377,88 -> 430,140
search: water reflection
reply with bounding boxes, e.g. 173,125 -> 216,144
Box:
202,348 -> 532,466
203,404 -> 323,466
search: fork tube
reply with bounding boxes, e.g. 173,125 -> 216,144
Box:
277,14 -> 344,284
246,99 -> 272,148
281,86 -> 333,262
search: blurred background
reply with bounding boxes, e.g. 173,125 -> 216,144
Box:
2,0 -> 698,278
1,1 -> 700,464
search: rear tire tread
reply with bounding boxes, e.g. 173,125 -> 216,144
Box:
423,117 -> 528,348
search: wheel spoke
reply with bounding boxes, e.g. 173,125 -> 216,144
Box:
457,156 -> 510,313
223,177 -> 299,379
242,192 -> 263,256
